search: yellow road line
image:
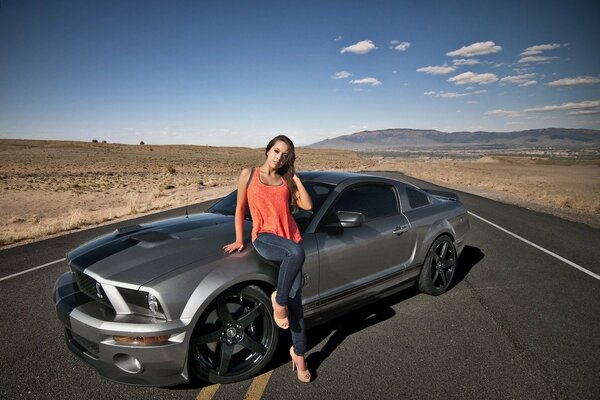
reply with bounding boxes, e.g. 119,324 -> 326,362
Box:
244,371 -> 273,400
196,384 -> 220,400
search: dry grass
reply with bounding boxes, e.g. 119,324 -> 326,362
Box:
0,139 -> 598,249
0,139 -> 372,247
364,155 -> 600,227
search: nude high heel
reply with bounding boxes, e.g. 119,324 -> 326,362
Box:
289,346 -> 311,383
271,292 -> 289,329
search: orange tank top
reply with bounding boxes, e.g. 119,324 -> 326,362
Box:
247,167 -> 301,243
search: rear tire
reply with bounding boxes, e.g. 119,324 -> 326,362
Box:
189,285 -> 278,383
418,235 -> 457,296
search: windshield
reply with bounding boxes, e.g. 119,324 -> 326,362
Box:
207,181 -> 334,233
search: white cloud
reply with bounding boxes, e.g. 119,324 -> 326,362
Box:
499,73 -> 538,87
485,109 -> 523,118
334,35 -> 342,41
518,55 -> 559,64
448,72 -> 499,85
485,101 -> 600,119
350,77 -> 382,86
438,92 -> 469,98
520,43 -> 562,56
424,91 -> 472,99
331,71 -> 352,80
390,41 -> 411,51
416,65 -> 456,75
546,76 -> 600,87
569,110 -> 600,115
473,89 -> 487,94
486,100 -> 600,119
453,59 -> 480,66
524,100 -> 600,114
520,80 -> 537,87
341,40 -> 377,54
446,41 -> 502,57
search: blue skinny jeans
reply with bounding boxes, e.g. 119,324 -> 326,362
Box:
253,232 -> 306,356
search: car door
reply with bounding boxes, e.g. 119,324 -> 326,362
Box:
315,183 -> 416,304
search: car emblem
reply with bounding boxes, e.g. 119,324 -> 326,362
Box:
95,282 -> 104,299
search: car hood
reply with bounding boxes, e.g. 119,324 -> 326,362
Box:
67,212 -> 250,288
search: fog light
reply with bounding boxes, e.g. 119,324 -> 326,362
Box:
113,335 -> 170,345
113,353 -> 143,374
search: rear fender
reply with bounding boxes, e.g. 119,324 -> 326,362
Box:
421,219 -> 455,261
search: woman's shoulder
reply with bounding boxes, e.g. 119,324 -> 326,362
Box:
241,166 -> 253,175
238,166 -> 257,188
240,166 -> 258,177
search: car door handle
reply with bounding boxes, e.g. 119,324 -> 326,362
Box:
393,225 -> 409,235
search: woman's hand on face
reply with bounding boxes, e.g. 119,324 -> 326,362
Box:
223,241 -> 245,253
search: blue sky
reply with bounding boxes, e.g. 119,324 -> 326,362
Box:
1,0 -> 599,147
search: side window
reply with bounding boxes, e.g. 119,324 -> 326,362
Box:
406,187 -> 430,209
334,184 -> 398,221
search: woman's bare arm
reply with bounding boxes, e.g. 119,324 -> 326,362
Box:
293,174 -> 313,211
223,167 -> 252,253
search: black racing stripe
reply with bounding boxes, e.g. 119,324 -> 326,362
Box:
69,238 -> 140,271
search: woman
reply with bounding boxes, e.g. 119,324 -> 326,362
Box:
223,135 -> 313,383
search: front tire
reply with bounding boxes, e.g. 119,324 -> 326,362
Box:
189,285 -> 278,383
418,235 -> 457,296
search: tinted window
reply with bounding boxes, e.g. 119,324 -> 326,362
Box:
334,184 -> 398,221
406,187 -> 430,208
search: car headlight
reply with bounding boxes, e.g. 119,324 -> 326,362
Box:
119,288 -> 166,319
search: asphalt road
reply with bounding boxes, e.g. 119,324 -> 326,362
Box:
1,171 -> 599,400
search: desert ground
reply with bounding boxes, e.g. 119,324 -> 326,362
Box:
1,139 -> 598,248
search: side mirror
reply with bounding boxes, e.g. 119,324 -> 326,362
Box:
336,211 -> 365,228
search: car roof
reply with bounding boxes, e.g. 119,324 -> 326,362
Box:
298,170 -> 378,185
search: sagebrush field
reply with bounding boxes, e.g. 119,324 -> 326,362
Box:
1,139 -> 598,248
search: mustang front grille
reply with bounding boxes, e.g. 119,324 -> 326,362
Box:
73,270 -> 113,309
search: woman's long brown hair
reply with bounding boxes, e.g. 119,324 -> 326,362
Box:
265,135 -> 298,210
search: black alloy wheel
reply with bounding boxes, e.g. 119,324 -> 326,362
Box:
189,285 -> 278,383
418,235 -> 457,296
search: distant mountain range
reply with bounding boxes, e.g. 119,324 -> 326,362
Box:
307,128 -> 600,150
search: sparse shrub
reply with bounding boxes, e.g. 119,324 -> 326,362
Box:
162,184 -> 176,190
140,141 -> 145,145
127,193 -> 140,214
102,140 -> 107,144
152,187 -> 164,199
92,139 -> 98,143
167,165 -> 177,174
65,209 -> 85,230
560,197 -> 573,209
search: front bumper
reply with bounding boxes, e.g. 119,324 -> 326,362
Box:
54,272 -> 191,386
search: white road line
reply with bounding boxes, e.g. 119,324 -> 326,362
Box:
0,258 -> 66,283
468,211 -> 600,281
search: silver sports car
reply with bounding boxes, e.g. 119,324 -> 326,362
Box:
54,171 -> 469,386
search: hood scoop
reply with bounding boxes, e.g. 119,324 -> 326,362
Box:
130,231 -> 174,248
